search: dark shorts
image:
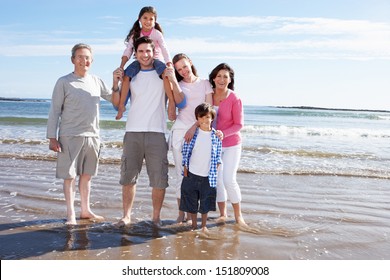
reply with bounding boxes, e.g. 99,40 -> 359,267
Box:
179,172 -> 216,214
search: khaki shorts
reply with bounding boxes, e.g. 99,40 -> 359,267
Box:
120,132 -> 168,189
56,136 -> 101,179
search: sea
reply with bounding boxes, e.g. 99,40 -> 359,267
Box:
1,98 -> 390,179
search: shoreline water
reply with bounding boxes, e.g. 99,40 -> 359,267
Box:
1,157 -> 389,260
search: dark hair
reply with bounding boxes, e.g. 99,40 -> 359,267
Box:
194,102 -> 216,120
172,53 -> 198,82
134,36 -> 155,52
209,63 -> 235,90
124,6 -> 163,45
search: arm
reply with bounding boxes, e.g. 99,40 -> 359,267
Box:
110,68 -> 123,106
184,121 -> 198,143
46,79 -> 65,151
115,75 -> 130,120
164,74 -> 176,121
46,80 -> 63,140
154,29 -> 172,64
220,98 -> 244,138
181,141 -> 191,176
164,66 -> 185,106
205,92 -> 213,105
120,40 -> 134,69
120,56 -> 129,70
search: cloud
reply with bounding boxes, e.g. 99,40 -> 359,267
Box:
167,16 -> 390,60
1,16 -> 390,60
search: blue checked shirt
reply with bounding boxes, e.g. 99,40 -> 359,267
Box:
181,127 -> 222,188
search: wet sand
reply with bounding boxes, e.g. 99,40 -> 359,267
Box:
0,157 -> 389,260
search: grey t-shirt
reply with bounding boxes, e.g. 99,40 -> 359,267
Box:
46,73 -> 111,139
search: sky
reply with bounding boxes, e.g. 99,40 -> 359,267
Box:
1,0 -> 390,110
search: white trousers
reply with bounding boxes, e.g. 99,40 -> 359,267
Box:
216,144 -> 242,203
171,129 -> 186,198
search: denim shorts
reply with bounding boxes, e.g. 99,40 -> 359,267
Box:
179,172 -> 216,214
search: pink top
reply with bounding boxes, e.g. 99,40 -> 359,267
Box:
216,90 -> 243,147
122,28 -> 171,63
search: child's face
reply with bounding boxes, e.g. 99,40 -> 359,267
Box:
139,12 -> 156,32
197,113 -> 213,131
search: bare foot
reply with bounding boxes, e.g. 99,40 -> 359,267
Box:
236,216 -> 247,226
115,217 -> 131,228
176,214 -> 186,224
65,217 -> 77,226
215,215 -> 227,224
115,106 -> 125,120
201,226 -> 209,234
152,219 -> 162,228
80,212 -> 104,222
115,111 -> 123,120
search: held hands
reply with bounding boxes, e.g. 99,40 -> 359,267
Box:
164,66 -> 176,82
113,68 -> 123,84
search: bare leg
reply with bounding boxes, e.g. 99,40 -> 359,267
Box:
216,201 -> 228,223
176,198 -> 186,223
190,213 -> 198,230
152,188 -> 165,226
232,202 -> 246,225
201,213 -> 209,233
117,184 -> 136,226
79,174 -> 104,221
63,178 -> 76,225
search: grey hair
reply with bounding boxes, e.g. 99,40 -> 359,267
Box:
71,43 -> 92,58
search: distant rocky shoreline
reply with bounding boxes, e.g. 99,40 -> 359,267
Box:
276,106 -> 390,113
0,97 -> 47,102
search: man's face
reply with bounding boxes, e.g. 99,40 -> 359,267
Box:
135,43 -> 154,69
71,48 -> 92,73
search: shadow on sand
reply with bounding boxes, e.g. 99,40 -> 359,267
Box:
0,218 -> 192,260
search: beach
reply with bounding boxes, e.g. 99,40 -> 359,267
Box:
1,157 -> 389,260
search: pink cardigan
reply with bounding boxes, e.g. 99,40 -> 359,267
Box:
216,91 -> 243,147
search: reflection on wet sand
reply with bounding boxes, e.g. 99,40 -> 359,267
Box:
1,158 -> 390,260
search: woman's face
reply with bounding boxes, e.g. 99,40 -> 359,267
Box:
174,58 -> 193,80
213,69 -> 231,90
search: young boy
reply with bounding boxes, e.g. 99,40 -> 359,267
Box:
180,102 -> 222,232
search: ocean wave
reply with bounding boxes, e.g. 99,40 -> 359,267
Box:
1,138 -> 48,145
1,153 -> 388,180
245,146 -> 377,160
0,137 -> 384,162
241,125 -> 390,138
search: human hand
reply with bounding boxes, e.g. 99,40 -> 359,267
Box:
184,125 -> 196,143
113,68 -> 123,83
164,66 -> 176,82
216,130 -> 224,141
49,138 -> 62,152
